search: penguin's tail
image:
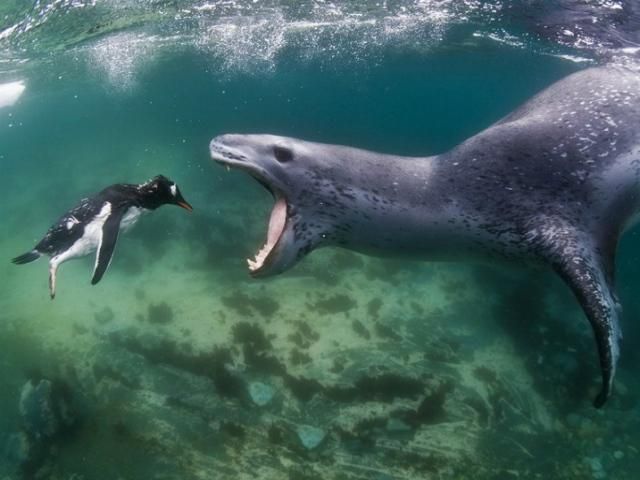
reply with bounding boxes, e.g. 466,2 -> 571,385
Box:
12,250 -> 41,265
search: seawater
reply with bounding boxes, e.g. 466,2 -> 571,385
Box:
1,1 -> 639,479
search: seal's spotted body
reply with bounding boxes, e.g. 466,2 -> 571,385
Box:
211,65 -> 640,407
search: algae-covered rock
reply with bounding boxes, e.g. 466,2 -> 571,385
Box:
19,379 -> 76,440
248,382 -> 275,406
296,424 -> 326,450
3,431 -> 31,465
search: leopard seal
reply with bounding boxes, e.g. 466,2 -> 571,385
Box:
210,64 -> 640,408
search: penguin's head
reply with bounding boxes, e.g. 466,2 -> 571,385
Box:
140,175 -> 193,211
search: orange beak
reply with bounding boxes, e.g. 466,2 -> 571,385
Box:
177,201 -> 193,212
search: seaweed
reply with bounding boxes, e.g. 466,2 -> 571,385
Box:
290,349 -> 312,366
287,321 -> 320,349
287,331 -> 307,349
146,302 -> 174,325
309,294 -> 357,315
252,296 -> 280,317
232,322 -> 273,351
367,298 -> 383,317
329,358 -> 345,374
402,380 -> 453,427
294,321 -> 320,342
232,322 -> 284,376
222,292 -> 253,316
373,321 -> 402,341
351,319 -> 370,339
423,340 -> 457,363
223,291 -> 280,318
325,373 -> 426,403
283,376 -> 323,402
220,421 -> 246,440
110,335 -> 246,400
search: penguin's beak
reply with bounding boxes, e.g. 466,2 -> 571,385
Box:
178,201 -> 193,212
175,190 -> 193,212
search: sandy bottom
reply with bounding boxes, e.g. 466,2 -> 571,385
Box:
2,185 -> 640,480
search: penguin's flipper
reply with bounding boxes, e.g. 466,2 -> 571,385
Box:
12,250 -> 41,265
91,208 -> 124,285
529,217 -> 621,408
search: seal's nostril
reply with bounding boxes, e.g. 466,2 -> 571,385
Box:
273,145 -> 294,163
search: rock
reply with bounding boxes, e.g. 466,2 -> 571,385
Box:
19,379 -> 76,440
248,382 -> 274,406
3,431 -> 31,465
613,450 -> 624,460
94,307 -> 115,325
20,380 -> 58,439
2,430 -> 46,476
296,424 -> 326,450
584,457 -> 606,479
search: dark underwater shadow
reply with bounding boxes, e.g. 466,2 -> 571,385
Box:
468,264 -> 603,413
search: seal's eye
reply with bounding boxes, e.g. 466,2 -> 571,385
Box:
273,145 -> 293,163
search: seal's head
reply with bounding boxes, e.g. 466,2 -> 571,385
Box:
210,134 -> 341,277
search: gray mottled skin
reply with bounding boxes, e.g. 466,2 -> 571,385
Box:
210,65 -> 640,408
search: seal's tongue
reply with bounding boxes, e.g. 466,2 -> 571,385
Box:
247,197 -> 287,273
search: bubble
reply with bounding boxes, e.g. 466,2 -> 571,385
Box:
87,32 -> 158,91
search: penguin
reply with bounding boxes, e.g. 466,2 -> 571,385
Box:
11,175 -> 193,299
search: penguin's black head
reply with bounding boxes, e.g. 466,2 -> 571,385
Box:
140,175 -> 193,211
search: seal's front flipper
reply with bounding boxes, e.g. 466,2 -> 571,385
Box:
91,208 -> 124,285
549,243 -> 621,408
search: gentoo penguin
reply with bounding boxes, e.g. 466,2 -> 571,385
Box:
12,175 -> 192,299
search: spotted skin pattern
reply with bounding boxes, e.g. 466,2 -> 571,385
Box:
211,65 -> 640,408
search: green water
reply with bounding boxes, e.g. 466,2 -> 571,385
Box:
1,1 -> 640,479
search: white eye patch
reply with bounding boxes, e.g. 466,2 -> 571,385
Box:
170,184 -> 177,197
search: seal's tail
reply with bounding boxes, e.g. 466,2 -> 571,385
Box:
12,250 -> 40,265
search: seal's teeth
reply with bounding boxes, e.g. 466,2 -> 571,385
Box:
247,245 -> 270,273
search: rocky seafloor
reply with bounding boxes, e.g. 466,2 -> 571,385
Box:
2,206 -> 640,480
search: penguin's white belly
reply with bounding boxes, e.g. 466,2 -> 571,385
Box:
53,202 -> 112,264
120,206 -> 147,232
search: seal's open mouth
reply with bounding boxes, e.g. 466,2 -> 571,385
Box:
210,142 -> 288,275
248,196 -> 287,273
